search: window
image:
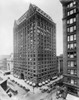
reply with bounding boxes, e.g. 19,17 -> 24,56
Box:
68,61 -> 74,67
68,70 -> 70,74
74,26 -> 76,31
74,43 -> 76,49
67,12 -> 70,16
70,3 -> 73,7
67,28 -> 69,32
71,61 -> 74,67
74,17 -> 76,22
74,9 -> 76,13
73,1 -> 76,5
74,52 -> 76,58
70,27 -> 73,32
70,35 -> 73,41
68,52 -> 76,58
68,43 -> 76,50
67,36 -> 70,41
67,4 -> 70,8
70,54 -> 74,58
67,2 -> 76,8
71,79 -> 74,85
74,70 -> 77,75
70,18 -> 73,24
71,70 -> 74,74
67,20 -> 69,24
67,9 -> 76,16
71,79 -> 77,85
74,34 -> 76,40
70,10 -> 74,15
68,61 -> 70,67
68,44 -> 70,49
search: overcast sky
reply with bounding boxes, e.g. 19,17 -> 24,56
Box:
0,0 -> 63,56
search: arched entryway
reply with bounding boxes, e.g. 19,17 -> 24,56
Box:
21,73 -> 24,79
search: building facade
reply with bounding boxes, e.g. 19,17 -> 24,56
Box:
57,54 -> 63,75
13,4 -> 57,86
7,53 -> 13,72
60,0 -> 79,96
0,56 -> 10,71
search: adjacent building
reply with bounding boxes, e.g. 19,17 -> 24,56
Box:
13,4 -> 57,86
7,53 -> 13,72
60,0 -> 79,96
57,54 -> 63,75
0,55 -> 9,71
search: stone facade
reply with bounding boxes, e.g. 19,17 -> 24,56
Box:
60,0 -> 79,96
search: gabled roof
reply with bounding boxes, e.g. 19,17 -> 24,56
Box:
16,4 -> 53,25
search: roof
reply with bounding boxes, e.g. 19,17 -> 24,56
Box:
0,86 -> 11,100
60,0 -> 77,4
16,4 -> 53,25
66,94 -> 79,100
0,76 -> 7,85
60,0 -> 73,3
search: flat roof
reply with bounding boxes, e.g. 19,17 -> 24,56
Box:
0,76 -> 7,85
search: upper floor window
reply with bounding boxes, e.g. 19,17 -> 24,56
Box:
67,34 -> 76,42
70,35 -> 73,41
67,25 -> 76,33
67,17 -> 76,25
67,1 -> 76,8
67,8 -> 76,16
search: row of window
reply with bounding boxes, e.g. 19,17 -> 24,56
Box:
37,16 -> 52,32
68,61 -> 76,67
68,69 -> 77,75
68,52 -> 76,58
67,34 -> 76,41
67,8 -> 76,16
68,78 -> 77,85
67,1 -> 76,8
67,25 -> 76,32
67,17 -> 76,25
68,43 -> 76,49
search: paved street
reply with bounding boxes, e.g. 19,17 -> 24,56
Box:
0,72 -> 63,100
7,75 -> 63,100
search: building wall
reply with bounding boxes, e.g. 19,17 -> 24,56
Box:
7,54 -> 13,72
0,59 -> 7,71
60,0 -> 79,96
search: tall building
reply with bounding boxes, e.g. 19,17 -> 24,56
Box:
60,0 -> 79,96
13,4 -> 57,86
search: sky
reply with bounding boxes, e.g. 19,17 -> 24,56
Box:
0,0 -> 63,56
